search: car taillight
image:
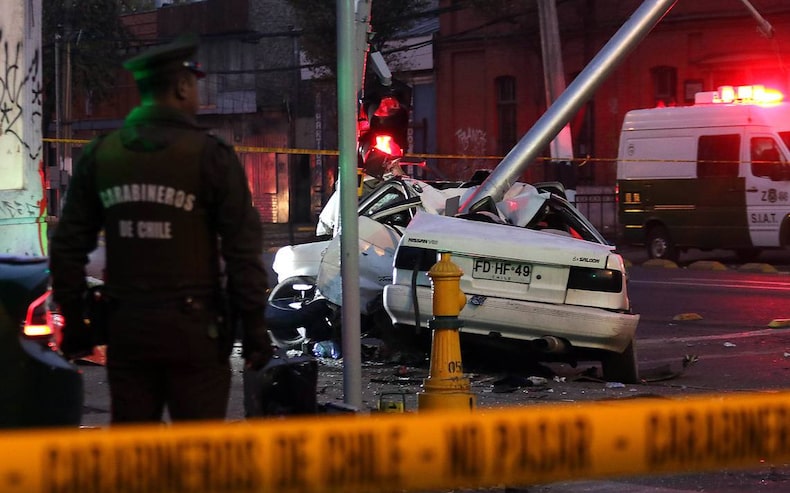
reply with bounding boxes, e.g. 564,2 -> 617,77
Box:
567,266 -> 623,293
23,291 -> 63,345
394,245 -> 439,271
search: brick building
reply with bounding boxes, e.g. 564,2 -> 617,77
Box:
57,1 -> 790,227
435,0 -> 790,188
57,0 -> 309,223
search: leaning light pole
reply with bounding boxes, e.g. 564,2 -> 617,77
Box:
460,0 -> 679,212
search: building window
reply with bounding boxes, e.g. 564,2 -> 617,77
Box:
651,66 -> 677,106
684,79 -> 703,103
496,76 -> 517,155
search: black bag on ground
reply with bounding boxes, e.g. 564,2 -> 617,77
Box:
243,348 -> 318,417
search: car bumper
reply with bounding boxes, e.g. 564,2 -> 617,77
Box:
0,338 -> 83,428
383,284 -> 639,354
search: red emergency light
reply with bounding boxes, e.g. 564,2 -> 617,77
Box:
695,84 -> 784,106
373,96 -> 401,117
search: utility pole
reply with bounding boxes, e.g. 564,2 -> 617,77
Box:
54,30 -> 62,216
537,0 -> 576,199
337,0 -> 372,409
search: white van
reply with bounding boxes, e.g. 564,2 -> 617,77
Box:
617,85 -> 790,262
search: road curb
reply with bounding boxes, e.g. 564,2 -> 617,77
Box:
687,260 -> 728,271
642,259 -> 678,269
739,262 -> 779,274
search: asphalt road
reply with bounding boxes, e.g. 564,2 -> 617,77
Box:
76,236 -> 790,492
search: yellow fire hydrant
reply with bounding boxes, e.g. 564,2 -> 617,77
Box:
418,252 -> 477,411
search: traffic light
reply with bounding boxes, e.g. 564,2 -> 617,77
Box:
358,79 -> 411,179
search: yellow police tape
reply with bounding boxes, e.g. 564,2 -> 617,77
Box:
42,137 -> 769,165
3,391 -> 790,493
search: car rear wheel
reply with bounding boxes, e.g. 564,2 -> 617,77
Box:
646,225 -> 678,262
601,340 -> 639,384
266,276 -> 317,348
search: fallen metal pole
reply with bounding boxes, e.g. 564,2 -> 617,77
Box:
460,0 -> 678,212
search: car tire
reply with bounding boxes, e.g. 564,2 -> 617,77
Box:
601,340 -> 639,384
266,276 -> 317,348
646,225 -> 678,262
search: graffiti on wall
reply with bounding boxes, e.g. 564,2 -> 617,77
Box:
0,1 -> 49,256
455,127 -> 489,176
0,27 -> 43,163
1,199 -> 39,218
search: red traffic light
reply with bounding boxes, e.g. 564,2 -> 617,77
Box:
372,134 -> 403,157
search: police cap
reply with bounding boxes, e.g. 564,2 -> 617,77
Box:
123,33 -> 205,81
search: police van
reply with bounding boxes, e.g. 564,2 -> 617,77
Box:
617,85 -> 790,262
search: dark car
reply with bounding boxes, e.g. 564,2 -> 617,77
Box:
0,255 -> 83,428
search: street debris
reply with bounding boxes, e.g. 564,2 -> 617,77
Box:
490,375 -> 550,393
639,354 -> 700,382
311,340 -> 341,359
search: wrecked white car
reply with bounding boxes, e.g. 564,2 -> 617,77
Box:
266,176 -> 639,382
266,176 -> 469,345
383,209 -> 639,383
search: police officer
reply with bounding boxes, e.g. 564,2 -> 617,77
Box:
49,34 -> 274,423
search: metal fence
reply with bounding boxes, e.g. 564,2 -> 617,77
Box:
573,191 -> 617,242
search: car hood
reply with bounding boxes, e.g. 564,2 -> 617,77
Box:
400,212 -> 615,268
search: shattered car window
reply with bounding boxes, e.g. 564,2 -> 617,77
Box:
528,195 -> 609,244
361,188 -> 409,217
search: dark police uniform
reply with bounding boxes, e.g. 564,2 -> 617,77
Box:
49,35 -> 272,423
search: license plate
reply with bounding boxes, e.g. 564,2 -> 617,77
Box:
471,259 -> 532,284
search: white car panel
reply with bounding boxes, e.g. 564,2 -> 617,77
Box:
316,216 -> 402,314
383,284 -> 638,353
272,241 -> 330,283
399,213 -> 613,268
384,211 -> 637,355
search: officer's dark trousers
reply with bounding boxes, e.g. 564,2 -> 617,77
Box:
105,298 -> 231,423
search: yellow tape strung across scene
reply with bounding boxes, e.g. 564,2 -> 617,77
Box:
3,391 -> 790,493
41,138 -> 769,165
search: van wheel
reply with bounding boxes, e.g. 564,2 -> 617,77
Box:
646,226 -> 678,262
601,341 -> 639,384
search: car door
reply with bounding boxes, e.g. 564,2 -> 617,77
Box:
745,134 -> 790,247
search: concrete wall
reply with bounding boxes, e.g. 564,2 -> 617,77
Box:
0,0 -> 47,255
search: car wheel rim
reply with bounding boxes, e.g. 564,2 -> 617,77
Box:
651,238 -> 667,258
